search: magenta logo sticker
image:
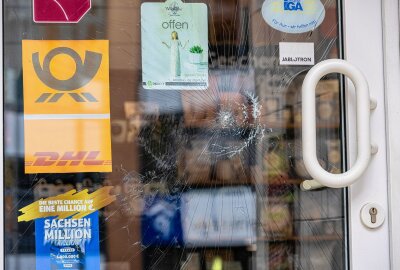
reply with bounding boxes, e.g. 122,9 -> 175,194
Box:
33,0 -> 91,23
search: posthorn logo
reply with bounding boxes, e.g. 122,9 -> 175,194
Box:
32,47 -> 102,103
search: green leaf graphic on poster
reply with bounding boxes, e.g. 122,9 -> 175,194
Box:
141,0 -> 208,90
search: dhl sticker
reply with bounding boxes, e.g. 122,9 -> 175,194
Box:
23,40 -> 112,174
25,151 -> 112,167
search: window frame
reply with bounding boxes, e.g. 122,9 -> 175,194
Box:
0,0 -> 394,269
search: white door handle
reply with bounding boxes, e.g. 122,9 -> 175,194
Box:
301,59 -> 375,189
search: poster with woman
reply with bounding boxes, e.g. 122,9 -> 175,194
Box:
141,0 -> 208,90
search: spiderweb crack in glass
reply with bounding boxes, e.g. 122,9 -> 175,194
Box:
139,91 -> 265,163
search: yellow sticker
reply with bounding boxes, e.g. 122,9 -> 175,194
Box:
22,40 -> 112,173
18,187 -> 116,222
24,118 -> 112,173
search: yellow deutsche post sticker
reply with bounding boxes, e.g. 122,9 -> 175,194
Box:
22,40 -> 112,173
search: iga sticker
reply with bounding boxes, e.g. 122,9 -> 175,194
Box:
262,0 -> 325,34
22,40 -> 112,174
141,0 -> 208,90
18,187 -> 116,270
33,0 -> 91,23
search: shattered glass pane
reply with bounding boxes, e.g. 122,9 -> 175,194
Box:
4,0 -> 346,269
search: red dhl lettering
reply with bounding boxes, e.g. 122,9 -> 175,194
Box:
30,151 -> 111,166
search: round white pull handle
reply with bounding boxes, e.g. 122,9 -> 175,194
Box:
302,59 -> 373,188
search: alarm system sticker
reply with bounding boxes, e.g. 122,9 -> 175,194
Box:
33,0 -> 91,23
262,0 -> 325,34
22,40 -> 112,173
141,0 -> 208,90
279,42 -> 315,65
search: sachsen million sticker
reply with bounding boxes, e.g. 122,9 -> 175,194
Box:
141,0 -> 208,90
18,187 -> 116,270
22,40 -> 112,174
262,0 -> 325,34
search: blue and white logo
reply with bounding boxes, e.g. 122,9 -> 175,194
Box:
262,0 -> 325,34
283,0 -> 303,11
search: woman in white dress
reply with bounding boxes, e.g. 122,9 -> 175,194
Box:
162,31 -> 188,79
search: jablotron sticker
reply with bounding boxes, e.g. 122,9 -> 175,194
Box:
23,40 -> 112,173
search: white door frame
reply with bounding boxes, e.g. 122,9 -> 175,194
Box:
0,0 -> 396,269
344,0 -> 391,269
382,0 -> 400,269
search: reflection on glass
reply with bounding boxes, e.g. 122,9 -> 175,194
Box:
4,0 -> 345,269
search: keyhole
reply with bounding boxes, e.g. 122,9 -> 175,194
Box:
369,207 -> 378,224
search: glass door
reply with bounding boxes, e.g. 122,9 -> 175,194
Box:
2,0 -> 389,269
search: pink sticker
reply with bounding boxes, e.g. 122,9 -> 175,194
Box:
33,0 -> 91,23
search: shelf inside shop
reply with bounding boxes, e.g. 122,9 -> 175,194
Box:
181,123 -> 340,130
181,179 -> 253,188
180,178 -> 303,188
260,234 -> 343,242
261,176 -> 303,186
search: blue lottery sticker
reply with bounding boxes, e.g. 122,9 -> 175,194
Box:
35,212 -> 100,270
